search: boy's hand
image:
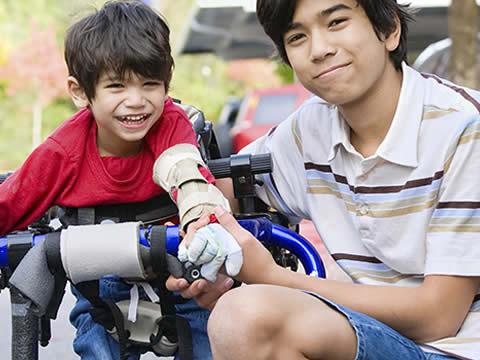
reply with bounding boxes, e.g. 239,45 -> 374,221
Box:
178,212 -> 243,282
166,274 -> 235,310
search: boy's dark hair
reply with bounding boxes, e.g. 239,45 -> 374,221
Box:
256,0 -> 414,71
65,0 -> 174,100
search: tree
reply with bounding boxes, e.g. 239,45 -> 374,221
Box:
448,0 -> 479,88
0,22 -> 67,149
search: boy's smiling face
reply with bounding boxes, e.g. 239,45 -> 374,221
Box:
69,71 -> 167,157
283,0 -> 401,106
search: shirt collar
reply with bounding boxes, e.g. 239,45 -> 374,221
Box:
328,63 -> 425,167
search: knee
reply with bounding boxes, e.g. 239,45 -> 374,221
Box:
207,285 -> 282,351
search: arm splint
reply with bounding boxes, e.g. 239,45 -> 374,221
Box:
153,143 -> 231,230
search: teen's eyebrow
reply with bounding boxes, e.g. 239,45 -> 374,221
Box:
286,3 -> 352,31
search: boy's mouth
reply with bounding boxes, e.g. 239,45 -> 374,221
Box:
118,113 -> 150,124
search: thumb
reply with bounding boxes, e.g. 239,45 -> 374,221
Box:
213,206 -> 248,241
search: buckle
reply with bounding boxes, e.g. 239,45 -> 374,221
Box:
108,300 -> 178,356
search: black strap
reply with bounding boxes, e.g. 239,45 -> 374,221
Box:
44,232 -> 67,320
150,226 -> 193,360
62,193 -> 177,226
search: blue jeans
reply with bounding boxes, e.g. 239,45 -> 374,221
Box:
70,276 -> 211,360
307,292 -> 459,360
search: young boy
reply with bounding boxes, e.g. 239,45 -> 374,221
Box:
172,1 -> 480,359
0,1 -> 225,359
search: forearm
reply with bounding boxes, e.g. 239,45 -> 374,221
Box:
266,266 -> 478,343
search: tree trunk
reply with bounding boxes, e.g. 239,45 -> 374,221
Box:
32,98 -> 42,149
448,0 -> 479,88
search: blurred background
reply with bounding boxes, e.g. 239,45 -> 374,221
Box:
0,1 -> 478,358
0,0 -> 478,172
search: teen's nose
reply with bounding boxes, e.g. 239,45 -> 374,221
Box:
124,88 -> 146,107
309,30 -> 336,62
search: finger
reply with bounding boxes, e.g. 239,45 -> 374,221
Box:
195,276 -> 235,309
213,206 -> 250,242
166,275 -> 189,292
164,221 -> 175,226
185,213 -> 211,234
183,213 -> 213,248
179,279 -> 208,298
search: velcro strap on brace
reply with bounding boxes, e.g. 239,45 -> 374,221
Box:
60,222 -> 146,284
153,144 -> 206,192
177,183 -> 231,228
153,144 -> 231,230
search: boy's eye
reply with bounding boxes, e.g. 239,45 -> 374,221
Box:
328,18 -> 348,28
105,83 -> 124,89
144,81 -> 163,87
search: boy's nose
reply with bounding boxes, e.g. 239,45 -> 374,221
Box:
124,89 -> 146,107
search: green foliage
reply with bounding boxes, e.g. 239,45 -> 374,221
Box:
170,55 -> 243,121
0,95 -> 75,172
275,63 -> 295,85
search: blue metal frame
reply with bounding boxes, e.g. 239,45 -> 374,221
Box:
1,219 -> 325,278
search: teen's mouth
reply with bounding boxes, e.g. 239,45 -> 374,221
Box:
314,63 -> 351,80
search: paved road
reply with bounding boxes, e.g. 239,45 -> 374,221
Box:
0,288 -> 165,360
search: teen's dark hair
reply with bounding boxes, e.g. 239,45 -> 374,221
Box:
256,0 -> 414,70
65,0 -> 174,100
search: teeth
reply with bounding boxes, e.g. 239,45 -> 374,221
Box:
120,114 -> 148,122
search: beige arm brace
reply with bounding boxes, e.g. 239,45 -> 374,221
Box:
153,143 -> 231,230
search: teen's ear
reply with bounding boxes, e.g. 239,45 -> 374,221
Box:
67,76 -> 89,108
385,16 -> 401,52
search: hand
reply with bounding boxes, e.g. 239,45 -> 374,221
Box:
166,273 -> 235,310
179,214 -> 243,282
212,206 -> 280,284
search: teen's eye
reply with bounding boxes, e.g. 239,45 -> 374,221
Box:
328,18 -> 348,28
286,33 -> 305,45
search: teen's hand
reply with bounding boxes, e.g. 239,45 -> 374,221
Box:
178,220 -> 243,282
166,273 -> 234,310
212,206 -> 280,285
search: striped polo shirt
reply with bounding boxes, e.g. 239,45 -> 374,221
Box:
243,63 -> 480,359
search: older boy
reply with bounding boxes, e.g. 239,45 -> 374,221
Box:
173,1 -> 480,359
0,1 -> 228,359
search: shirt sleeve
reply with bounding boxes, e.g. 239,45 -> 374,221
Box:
240,112 -> 309,223
425,115 -> 480,276
0,139 -> 75,236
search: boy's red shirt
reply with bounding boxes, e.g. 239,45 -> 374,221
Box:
0,98 -> 212,235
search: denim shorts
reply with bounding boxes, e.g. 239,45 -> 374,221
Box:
306,292 -> 459,360
69,276 -> 211,360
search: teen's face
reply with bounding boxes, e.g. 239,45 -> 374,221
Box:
284,0 -> 400,106
90,72 -> 166,156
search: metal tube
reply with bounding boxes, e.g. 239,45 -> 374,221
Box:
10,286 -> 39,360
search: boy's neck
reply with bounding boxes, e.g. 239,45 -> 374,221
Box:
339,65 -> 404,159
97,134 -> 143,157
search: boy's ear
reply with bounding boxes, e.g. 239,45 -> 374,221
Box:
385,16 -> 401,52
67,76 -> 89,108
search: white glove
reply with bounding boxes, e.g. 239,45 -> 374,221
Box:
178,223 -> 243,282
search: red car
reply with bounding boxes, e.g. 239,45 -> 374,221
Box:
230,83 -> 312,153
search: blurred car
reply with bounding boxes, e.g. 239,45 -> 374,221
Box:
213,84 -> 342,278
230,83 -> 312,153
413,34 -> 480,80
213,97 -> 242,157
